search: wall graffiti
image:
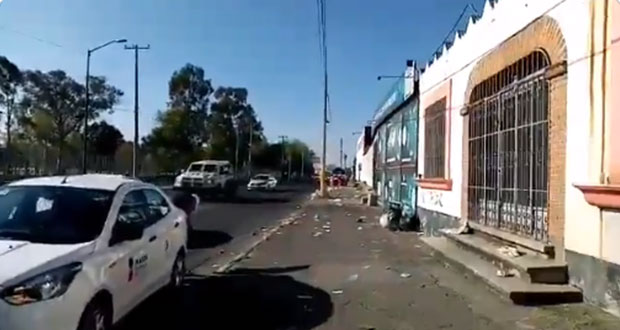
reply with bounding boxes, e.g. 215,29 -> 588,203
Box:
421,190 -> 444,207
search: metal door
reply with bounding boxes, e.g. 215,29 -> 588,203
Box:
467,72 -> 549,241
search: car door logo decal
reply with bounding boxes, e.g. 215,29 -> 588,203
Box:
128,257 -> 134,282
128,255 -> 148,282
135,254 -> 148,270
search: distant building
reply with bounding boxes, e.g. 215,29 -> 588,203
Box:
354,126 -> 373,186
312,156 -> 321,174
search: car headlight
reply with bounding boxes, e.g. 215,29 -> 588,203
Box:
1,262 -> 82,306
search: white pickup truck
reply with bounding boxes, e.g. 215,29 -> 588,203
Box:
173,160 -> 237,198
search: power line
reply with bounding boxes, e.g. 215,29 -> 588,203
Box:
0,25 -> 81,57
431,4 -> 474,59
420,0 -> 571,99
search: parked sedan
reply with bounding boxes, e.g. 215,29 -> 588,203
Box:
247,174 -> 278,191
0,174 -> 198,330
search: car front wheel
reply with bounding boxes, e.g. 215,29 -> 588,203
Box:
169,252 -> 185,291
77,300 -> 111,330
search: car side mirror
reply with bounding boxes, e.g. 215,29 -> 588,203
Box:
172,192 -> 200,216
110,216 -> 145,245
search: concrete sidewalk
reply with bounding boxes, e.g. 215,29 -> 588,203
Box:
220,187 -> 620,330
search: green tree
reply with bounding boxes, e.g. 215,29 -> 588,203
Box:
0,56 -> 23,171
89,121 -> 124,171
142,64 -> 213,171
207,87 -> 264,169
251,140 -> 315,178
19,70 -> 122,173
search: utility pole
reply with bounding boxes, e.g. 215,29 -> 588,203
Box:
278,135 -> 288,179
248,124 -> 253,178
288,152 -> 292,182
339,138 -> 343,168
125,44 -> 150,178
301,150 -> 305,178
344,153 -> 347,169
4,97 -> 12,174
318,0 -> 329,197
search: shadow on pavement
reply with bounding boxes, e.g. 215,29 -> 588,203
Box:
227,265 -> 310,275
201,194 -> 292,204
187,230 -> 233,250
116,270 -> 334,330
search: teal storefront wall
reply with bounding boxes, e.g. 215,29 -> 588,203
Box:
373,98 -> 419,217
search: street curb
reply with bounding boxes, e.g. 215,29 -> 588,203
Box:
213,198 -> 311,274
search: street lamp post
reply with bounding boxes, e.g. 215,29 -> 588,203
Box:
82,38 -> 127,174
248,123 -> 253,178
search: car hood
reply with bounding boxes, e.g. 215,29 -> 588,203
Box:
184,172 -> 216,178
0,240 -> 95,286
249,180 -> 267,185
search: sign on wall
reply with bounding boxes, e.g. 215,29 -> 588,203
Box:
373,77 -> 406,124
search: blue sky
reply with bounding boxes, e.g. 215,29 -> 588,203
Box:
0,0 -> 484,164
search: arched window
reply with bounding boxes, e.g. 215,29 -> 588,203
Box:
467,50 -> 550,241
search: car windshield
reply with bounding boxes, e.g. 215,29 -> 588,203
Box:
188,164 -> 203,172
203,165 -> 218,173
0,185 -> 114,244
253,175 -> 270,180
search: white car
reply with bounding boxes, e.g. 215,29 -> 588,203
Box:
173,160 -> 237,197
247,174 -> 278,191
0,174 -> 195,330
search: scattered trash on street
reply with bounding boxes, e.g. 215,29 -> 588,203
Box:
496,268 -> 517,277
498,245 -> 523,258
400,272 -> 412,279
347,274 -> 359,282
314,214 -> 321,221
313,232 -> 323,237
379,213 -> 389,228
357,226 -> 363,231
358,326 -> 376,330
357,216 -> 366,223
362,265 -> 371,270
331,289 -> 344,295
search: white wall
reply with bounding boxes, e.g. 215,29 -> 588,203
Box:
355,133 -> 374,187
417,0 -> 603,259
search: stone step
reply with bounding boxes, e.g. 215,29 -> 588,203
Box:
421,236 -> 582,305
440,229 -> 568,284
468,222 -> 555,257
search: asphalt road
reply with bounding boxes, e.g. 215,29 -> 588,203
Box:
182,183 -> 313,271
114,183 -> 313,329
